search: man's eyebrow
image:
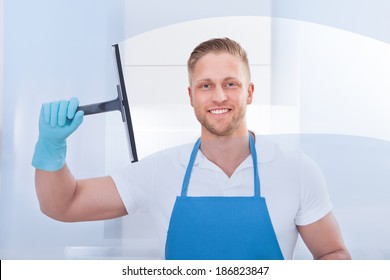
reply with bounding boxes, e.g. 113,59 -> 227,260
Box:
194,77 -> 240,83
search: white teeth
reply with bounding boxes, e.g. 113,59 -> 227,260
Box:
210,109 -> 229,115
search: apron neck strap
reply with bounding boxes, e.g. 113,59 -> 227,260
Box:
249,133 -> 261,197
181,133 -> 261,197
181,138 -> 201,196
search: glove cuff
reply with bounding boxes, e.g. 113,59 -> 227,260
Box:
32,139 -> 67,171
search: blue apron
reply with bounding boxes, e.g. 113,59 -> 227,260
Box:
165,134 -> 284,260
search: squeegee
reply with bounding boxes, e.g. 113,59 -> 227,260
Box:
77,44 -> 138,163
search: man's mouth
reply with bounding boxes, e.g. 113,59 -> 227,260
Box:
209,108 -> 231,115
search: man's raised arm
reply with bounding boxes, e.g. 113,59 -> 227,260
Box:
32,98 -> 127,222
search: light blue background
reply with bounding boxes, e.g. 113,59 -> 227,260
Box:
1,0 -> 389,259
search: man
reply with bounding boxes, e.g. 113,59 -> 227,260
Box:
32,38 -> 350,260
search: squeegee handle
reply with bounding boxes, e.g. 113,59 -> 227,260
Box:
77,98 -> 121,116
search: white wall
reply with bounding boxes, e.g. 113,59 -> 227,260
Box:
0,0 -> 126,259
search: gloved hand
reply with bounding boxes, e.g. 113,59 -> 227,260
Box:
32,97 -> 84,171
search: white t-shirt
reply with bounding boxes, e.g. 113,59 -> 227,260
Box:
111,136 -> 332,259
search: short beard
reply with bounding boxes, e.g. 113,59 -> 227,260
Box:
195,107 -> 247,137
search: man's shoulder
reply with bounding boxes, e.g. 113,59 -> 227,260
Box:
255,134 -> 302,164
256,135 -> 324,174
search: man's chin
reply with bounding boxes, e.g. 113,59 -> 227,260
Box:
203,124 -> 237,137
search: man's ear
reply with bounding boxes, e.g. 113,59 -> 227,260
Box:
188,86 -> 194,107
247,83 -> 254,105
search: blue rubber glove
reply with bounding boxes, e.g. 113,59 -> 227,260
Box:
32,97 -> 84,171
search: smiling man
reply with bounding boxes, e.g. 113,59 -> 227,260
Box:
187,41 -> 254,178
189,51 -> 252,138
32,37 -> 351,260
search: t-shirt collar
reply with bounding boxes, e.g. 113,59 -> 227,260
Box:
179,136 -> 277,168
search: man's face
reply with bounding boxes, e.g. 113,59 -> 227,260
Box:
188,52 -> 254,138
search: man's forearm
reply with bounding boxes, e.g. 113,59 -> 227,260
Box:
35,164 -> 77,221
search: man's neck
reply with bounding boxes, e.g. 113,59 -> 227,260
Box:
200,132 -> 251,178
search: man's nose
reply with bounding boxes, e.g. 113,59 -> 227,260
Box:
212,86 -> 227,103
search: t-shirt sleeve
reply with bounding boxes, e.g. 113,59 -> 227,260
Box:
294,153 -> 333,226
110,154 -> 159,215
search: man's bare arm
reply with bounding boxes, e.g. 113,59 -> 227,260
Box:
298,212 -> 351,260
35,164 -> 127,222
32,98 -> 127,222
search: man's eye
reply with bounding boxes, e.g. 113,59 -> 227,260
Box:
226,82 -> 237,88
201,84 -> 211,89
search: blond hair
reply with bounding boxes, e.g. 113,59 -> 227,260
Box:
187,37 -> 251,80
